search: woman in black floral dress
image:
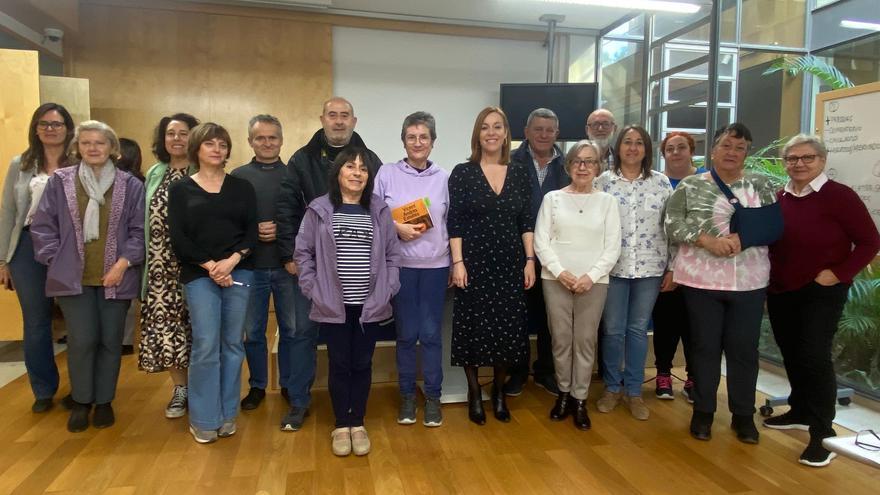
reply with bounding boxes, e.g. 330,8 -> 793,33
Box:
448,106 -> 535,425
139,113 -> 199,419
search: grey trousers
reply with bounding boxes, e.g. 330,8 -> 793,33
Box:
543,280 -> 608,400
57,286 -> 131,404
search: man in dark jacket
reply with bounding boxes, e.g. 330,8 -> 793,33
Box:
275,96 -> 382,432
286,97 -> 382,204
506,108 -> 569,397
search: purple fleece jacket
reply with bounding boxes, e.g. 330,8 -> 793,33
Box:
30,166 -> 145,299
294,194 -> 401,324
374,159 -> 450,269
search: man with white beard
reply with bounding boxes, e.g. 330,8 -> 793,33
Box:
585,109 -> 618,171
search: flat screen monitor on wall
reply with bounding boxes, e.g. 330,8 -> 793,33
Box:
500,83 -> 598,141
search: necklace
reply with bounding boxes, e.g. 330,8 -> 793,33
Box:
566,189 -> 591,213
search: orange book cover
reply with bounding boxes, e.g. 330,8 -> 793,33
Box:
391,197 -> 434,230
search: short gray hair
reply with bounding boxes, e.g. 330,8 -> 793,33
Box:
564,139 -> 601,175
782,133 -> 827,160
70,120 -> 121,161
400,111 -> 437,142
248,114 -> 283,139
526,108 -> 559,128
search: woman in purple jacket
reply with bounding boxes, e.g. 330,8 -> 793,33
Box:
31,120 -> 145,433
374,111 -> 449,428
295,147 -> 401,457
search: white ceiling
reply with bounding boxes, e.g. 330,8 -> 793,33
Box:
199,0 -> 707,33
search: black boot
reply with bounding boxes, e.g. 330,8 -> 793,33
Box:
491,385 -> 511,422
467,391 -> 486,425
690,410 -> 713,441
464,366 -> 486,425
573,399 -> 591,430
93,402 -> 115,429
67,401 -> 91,433
550,392 -> 572,421
731,414 -> 759,444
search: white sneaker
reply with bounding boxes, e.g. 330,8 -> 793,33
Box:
218,420 -> 236,438
350,426 -> 371,456
331,427 -> 351,456
189,425 -> 217,444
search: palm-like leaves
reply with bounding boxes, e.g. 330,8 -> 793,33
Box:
763,55 -> 855,90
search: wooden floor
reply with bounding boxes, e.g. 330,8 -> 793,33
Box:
0,354 -> 878,495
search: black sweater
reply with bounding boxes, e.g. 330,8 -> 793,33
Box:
168,175 -> 258,284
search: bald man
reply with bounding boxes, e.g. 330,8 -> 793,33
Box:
586,109 -> 618,171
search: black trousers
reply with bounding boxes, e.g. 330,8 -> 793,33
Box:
652,287 -> 693,376
767,282 -> 849,439
321,305 -> 378,428
511,264 -> 555,380
683,286 -> 766,416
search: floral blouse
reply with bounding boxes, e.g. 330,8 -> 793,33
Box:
664,171 -> 779,291
595,170 -> 672,279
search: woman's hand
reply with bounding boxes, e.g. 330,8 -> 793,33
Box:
524,260 -> 536,290
815,269 -> 840,286
557,270 -> 578,291
216,274 -> 234,288
698,233 -> 735,257
209,253 -> 241,282
0,264 -> 13,290
102,258 -> 128,287
659,271 -> 677,292
573,274 -> 594,294
395,221 -> 425,242
452,262 -> 468,288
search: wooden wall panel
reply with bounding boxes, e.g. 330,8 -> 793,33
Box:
68,3 -> 333,169
0,48 -> 40,341
39,75 -> 90,125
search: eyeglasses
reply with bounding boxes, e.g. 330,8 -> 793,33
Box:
587,121 -> 614,130
856,429 -> 880,451
572,159 -> 599,168
37,121 -> 66,130
404,135 -> 431,145
718,143 -> 749,154
783,154 -> 819,165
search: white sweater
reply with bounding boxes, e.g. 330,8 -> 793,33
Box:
534,189 -> 622,284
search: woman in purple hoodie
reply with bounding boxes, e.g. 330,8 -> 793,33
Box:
375,111 -> 450,428
31,120 -> 145,433
295,147 -> 401,457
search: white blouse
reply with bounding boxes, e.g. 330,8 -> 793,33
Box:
534,189 -> 622,284
24,172 -> 50,226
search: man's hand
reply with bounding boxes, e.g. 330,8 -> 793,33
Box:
258,221 -> 277,242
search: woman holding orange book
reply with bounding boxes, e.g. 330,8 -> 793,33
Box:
374,111 -> 450,428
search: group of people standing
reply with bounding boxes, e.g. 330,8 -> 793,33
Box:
2,99 -> 877,468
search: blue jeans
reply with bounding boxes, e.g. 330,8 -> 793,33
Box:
7,230 -> 58,400
284,276 -> 318,408
601,276 -> 662,396
185,270 -> 253,430
243,267 -> 298,389
393,267 -> 448,398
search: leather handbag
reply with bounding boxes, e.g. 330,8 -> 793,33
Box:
710,169 -> 783,249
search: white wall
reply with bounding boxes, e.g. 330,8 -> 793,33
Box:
333,27 -> 547,170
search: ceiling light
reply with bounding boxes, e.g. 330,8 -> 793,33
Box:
528,0 -> 703,14
840,19 -> 880,31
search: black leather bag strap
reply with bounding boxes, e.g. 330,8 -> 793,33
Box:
710,168 -> 743,211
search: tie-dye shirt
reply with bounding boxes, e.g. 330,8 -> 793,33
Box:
595,170 -> 672,279
664,171 -> 779,291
